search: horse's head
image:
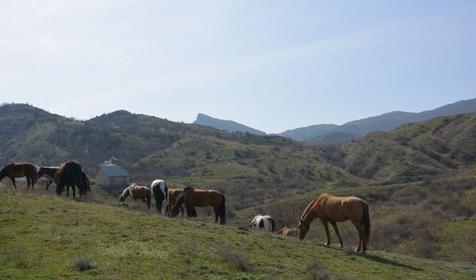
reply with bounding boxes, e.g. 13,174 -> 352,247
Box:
38,167 -> 46,178
119,187 -> 130,202
170,204 -> 180,217
298,219 -> 310,240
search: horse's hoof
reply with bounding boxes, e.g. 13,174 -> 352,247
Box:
339,244 -> 344,248
324,243 -> 330,247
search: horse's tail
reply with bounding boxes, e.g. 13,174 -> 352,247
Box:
218,194 -> 226,225
361,200 -> 371,245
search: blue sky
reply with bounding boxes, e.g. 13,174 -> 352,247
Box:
1,1 -> 475,133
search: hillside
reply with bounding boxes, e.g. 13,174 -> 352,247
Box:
0,103 -> 360,210
193,113 -> 266,135
1,188 -> 474,280
338,113 -> 476,183
234,175 -> 476,264
281,97 -> 476,143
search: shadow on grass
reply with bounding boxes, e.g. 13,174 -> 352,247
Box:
357,253 -> 422,271
312,243 -> 422,271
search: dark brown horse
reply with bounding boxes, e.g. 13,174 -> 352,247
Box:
119,183 -> 151,209
54,161 -> 86,198
38,166 -> 59,189
298,193 -> 371,252
171,187 -> 226,225
0,163 -> 38,190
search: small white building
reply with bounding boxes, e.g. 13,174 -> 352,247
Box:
96,161 -> 129,188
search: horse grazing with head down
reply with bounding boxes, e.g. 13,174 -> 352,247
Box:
119,183 -> 152,209
150,179 -> 168,214
164,187 -> 188,216
276,226 -> 298,237
171,187 -> 226,225
54,161 -> 86,198
249,215 -> 275,232
298,193 -> 370,252
0,163 -> 38,190
38,166 -> 59,189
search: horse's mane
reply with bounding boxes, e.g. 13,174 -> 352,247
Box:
301,193 -> 330,220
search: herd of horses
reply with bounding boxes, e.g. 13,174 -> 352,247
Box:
1,161 -> 371,252
0,161 -> 90,196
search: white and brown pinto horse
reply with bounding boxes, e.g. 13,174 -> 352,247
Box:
298,193 -> 370,252
119,183 -> 152,209
249,215 -> 275,232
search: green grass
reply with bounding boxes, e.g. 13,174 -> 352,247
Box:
0,189 -> 475,279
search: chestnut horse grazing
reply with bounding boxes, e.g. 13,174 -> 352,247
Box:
119,183 -> 152,209
277,226 -> 298,237
298,193 -> 370,252
0,163 -> 38,190
171,187 -> 226,225
38,166 -> 59,189
55,161 -> 86,198
165,188 -> 187,216
150,179 -> 168,214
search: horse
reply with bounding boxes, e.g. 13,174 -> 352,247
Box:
276,226 -> 298,237
81,172 -> 91,193
119,183 -> 152,209
38,166 -> 59,189
55,161 -> 86,198
298,193 -> 371,252
171,187 -> 226,225
0,163 -> 38,190
165,188 -> 187,217
249,215 -> 275,232
150,179 -> 168,214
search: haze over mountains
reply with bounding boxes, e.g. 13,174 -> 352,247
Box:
195,98 -> 476,145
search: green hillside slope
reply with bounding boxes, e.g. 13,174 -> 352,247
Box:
0,104 -> 360,210
0,189 -> 474,280
338,113 -> 476,183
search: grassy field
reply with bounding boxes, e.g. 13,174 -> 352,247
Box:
1,186 -> 475,280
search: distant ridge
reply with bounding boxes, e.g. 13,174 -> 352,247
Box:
280,97 -> 476,142
193,113 -> 266,135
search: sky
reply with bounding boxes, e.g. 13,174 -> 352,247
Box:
0,1 -> 475,133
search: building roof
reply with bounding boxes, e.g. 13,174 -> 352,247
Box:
99,162 -> 129,177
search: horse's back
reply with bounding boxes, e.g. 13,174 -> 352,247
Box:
325,195 -> 365,222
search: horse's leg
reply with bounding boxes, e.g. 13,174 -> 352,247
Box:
10,177 -> 16,189
73,185 -> 76,198
321,219 -> 331,247
351,220 -> 363,252
26,176 -> 31,190
330,221 -> 344,248
147,196 -> 151,209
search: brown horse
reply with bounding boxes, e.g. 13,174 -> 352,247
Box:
298,193 -> 370,252
0,163 -> 38,190
55,161 -> 86,197
119,183 -> 152,209
38,166 -> 59,189
165,188 -> 186,216
277,226 -> 298,237
171,187 -> 226,225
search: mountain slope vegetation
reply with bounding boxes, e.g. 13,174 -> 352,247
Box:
0,103 -> 360,210
338,113 -> 476,183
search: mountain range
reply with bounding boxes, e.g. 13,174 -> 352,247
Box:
194,98 -> 476,145
193,113 -> 266,135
